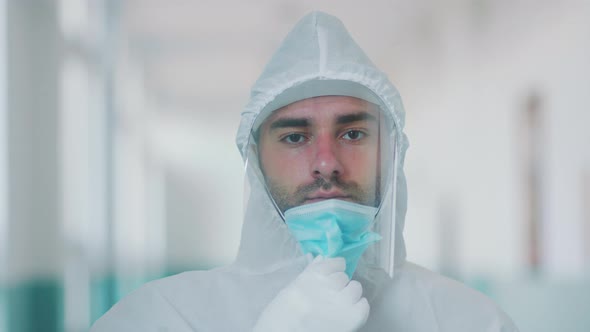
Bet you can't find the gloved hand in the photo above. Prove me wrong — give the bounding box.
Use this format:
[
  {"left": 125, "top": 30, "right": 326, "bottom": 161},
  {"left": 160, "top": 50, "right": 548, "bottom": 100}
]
[{"left": 253, "top": 255, "right": 370, "bottom": 332}]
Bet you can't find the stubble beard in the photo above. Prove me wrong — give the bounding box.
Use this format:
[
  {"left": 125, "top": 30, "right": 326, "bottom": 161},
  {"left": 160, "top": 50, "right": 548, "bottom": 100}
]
[{"left": 266, "top": 175, "right": 380, "bottom": 213}]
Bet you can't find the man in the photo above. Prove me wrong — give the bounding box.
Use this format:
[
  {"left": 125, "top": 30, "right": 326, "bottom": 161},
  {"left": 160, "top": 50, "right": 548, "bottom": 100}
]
[{"left": 92, "top": 11, "right": 518, "bottom": 331}]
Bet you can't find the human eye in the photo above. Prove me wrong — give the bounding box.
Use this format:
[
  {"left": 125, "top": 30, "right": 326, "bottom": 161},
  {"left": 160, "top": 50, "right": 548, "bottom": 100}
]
[
  {"left": 280, "top": 133, "right": 308, "bottom": 144},
  {"left": 341, "top": 129, "right": 366, "bottom": 141}
]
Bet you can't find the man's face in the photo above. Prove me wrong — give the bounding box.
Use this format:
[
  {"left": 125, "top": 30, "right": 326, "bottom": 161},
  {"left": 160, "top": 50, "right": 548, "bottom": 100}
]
[{"left": 258, "top": 96, "right": 382, "bottom": 213}]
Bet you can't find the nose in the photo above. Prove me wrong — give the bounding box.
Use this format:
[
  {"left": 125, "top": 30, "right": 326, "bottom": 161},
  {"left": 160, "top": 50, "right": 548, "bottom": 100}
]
[{"left": 311, "top": 133, "right": 343, "bottom": 180}]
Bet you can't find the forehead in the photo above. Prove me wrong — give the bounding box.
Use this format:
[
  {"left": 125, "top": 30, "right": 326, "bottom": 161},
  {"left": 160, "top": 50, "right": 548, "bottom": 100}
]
[{"left": 261, "top": 96, "right": 380, "bottom": 127}]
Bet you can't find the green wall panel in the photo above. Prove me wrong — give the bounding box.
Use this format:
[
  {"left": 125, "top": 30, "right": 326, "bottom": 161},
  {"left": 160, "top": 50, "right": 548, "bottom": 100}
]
[{"left": 6, "top": 280, "right": 63, "bottom": 332}]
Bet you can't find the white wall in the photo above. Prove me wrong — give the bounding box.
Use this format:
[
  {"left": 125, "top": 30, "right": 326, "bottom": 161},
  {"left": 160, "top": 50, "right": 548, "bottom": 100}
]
[{"left": 5, "top": 0, "right": 63, "bottom": 284}]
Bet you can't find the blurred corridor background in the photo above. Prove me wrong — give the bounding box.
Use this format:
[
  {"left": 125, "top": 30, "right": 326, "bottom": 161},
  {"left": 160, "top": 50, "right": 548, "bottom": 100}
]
[{"left": 1, "top": 0, "right": 589, "bottom": 331}]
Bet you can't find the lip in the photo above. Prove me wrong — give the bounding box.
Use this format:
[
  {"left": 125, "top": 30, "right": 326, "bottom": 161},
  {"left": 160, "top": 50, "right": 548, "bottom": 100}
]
[{"left": 304, "top": 192, "right": 351, "bottom": 204}]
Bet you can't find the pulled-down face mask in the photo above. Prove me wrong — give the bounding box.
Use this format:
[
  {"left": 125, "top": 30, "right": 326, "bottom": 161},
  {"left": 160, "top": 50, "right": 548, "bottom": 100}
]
[{"left": 284, "top": 198, "right": 380, "bottom": 278}]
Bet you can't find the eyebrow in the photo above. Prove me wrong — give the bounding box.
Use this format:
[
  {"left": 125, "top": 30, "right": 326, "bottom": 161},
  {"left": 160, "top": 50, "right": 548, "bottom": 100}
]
[
  {"left": 269, "top": 118, "right": 309, "bottom": 130},
  {"left": 336, "top": 111, "right": 378, "bottom": 124}
]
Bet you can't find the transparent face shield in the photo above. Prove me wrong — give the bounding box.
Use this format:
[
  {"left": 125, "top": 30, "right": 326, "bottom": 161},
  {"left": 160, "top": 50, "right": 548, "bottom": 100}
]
[{"left": 243, "top": 82, "right": 398, "bottom": 277}]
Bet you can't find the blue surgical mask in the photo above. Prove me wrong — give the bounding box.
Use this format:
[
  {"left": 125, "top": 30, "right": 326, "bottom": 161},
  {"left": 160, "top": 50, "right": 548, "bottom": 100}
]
[{"left": 284, "top": 199, "right": 381, "bottom": 278}]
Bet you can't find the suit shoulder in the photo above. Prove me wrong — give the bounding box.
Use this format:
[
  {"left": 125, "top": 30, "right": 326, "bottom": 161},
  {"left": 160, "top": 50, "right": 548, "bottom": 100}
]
[
  {"left": 394, "top": 262, "right": 519, "bottom": 331},
  {"left": 90, "top": 270, "right": 216, "bottom": 332}
]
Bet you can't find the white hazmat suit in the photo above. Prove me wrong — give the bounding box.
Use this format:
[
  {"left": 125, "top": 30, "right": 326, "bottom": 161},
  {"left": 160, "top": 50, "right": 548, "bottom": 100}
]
[{"left": 92, "top": 11, "right": 519, "bottom": 332}]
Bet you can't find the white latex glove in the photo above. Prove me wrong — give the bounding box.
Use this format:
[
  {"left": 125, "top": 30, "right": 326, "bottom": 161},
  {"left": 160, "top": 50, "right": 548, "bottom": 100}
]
[{"left": 253, "top": 255, "right": 370, "bottom": 332}]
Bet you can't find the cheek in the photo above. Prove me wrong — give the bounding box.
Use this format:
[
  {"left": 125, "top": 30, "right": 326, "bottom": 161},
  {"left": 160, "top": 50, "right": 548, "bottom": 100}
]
[
  {"left": 341, "top": 147, "right": 379, "bottom": 182},
  {"left": 260, "top": 149, "right": 310, "bottom": 186}
]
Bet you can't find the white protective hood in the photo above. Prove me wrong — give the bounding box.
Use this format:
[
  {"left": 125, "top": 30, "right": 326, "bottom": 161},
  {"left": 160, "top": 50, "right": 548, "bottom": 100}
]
[{"left": 234, "top": 11, "right": 409, "bottom": 283}]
